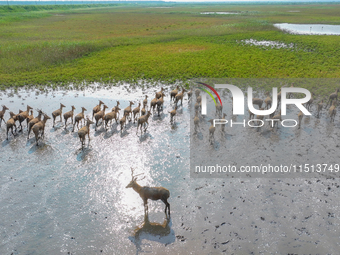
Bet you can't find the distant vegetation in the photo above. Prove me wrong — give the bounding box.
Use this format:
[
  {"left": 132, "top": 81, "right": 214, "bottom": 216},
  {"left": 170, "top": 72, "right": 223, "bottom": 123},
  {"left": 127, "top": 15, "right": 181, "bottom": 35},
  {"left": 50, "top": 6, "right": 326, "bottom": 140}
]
[{"left": 1, "top": 3, "right": 340, "bottom": 93}]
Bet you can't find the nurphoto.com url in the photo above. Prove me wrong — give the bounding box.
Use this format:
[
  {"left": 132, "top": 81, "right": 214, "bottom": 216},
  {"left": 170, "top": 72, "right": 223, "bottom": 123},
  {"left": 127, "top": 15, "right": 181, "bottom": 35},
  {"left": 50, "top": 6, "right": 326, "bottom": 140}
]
[{"left": 195, "top": 163, "right": 340, "bottom": 175}]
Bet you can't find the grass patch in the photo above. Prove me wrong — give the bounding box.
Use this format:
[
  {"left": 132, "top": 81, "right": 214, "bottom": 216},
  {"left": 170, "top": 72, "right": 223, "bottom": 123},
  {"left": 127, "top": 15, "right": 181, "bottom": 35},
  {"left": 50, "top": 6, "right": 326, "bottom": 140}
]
[{"left": 0, "top": 3, "right": 340, "bottom": 94}]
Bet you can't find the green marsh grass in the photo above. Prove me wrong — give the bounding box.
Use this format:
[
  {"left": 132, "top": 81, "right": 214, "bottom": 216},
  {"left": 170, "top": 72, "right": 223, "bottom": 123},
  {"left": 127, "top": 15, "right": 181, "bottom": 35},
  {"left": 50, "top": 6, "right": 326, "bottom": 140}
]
[{"left": 1, "top": 3, "right": 340, "bottom": 94}]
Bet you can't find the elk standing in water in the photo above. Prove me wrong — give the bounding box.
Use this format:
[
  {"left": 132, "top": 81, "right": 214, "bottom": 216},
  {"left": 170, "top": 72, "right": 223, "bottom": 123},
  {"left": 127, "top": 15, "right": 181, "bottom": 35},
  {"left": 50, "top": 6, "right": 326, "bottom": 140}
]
[
  {"left": 32, "top": 113, "right": 51, "bottom": 146},
  {"left": 17, "top": 105, "right": 33, "bottom": 131},
  {"left": 27, "top": 109, "right": 43, "bottom": 139},
  {"left": 78, "top": 118, "right": 94, "bottom": 149},
  {"left": 92, "top": 100, "right": 104, "bottom": 120},
  {"left": 63, "top": 105, "right": 76, "bottom": 130},
  {"left": 126, "top": 168, "right": 170, "bottom": 216},
  {"left": 73, "top": 107, "right": 87, "bottom": 132},
  {"left": 52, "top": 103, "right": 65, "bottom": 127},
  {"left": 0, "top": 105, "right": 9, "bottom": 127}
]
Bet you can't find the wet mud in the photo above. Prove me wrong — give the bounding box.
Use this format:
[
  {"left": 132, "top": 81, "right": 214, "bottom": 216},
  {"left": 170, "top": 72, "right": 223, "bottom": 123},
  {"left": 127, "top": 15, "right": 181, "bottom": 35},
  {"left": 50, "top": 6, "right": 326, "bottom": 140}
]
[{"left": 0, "top": 84, "right": 340, "bottom": 254}]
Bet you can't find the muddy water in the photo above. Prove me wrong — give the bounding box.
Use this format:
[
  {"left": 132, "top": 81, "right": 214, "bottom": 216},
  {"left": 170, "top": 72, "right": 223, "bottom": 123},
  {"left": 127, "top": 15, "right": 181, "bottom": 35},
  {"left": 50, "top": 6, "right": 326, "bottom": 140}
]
[{"left": 0, "top": 84, "right": 340, "bottom": 254}]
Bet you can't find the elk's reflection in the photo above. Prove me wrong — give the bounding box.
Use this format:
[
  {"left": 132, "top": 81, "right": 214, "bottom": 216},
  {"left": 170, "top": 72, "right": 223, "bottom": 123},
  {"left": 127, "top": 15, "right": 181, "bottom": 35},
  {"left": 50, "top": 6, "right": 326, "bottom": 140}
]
[{"left": 129, "top": 214, "right": 175, "bottom": 254}]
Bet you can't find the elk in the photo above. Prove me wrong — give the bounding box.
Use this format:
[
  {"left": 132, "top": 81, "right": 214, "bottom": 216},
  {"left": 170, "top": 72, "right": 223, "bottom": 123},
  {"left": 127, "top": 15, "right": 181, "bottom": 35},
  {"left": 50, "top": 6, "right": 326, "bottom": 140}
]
[
  {"left": 94, "top": 104, "right": 108, "bottom": 131},
  {"left": 248, "top": 109, "right": 255, "bottom": 120},
  {"left": 270, "top": 110, "right": 281, "bottom": 128},
  {"left": 0, "top": 105, "right": 9, "bottom": 127},
  {"left": 52, "top": 103, "right": 66, "bottom": 127},
  {"left": 27, "top": 109, "right": 43, "bottom": 139},
  {"left": 63, "top": 105, "right": 76, "bottom": 130},
  {"left": 150, "top": 93, "right": 158, "bottom": 112},
  {"left": 156, "top": 94, "right": 165, "bottom": 116},
  {"left": 156, "top": 87, "right": 164, "bottom": 99},
  {"left": 215, "top": 97, "right": 222, "bottom": 117},
  {"left": 126, "top": 168, "right": 170, "bottom": 216},
  {"left": 132, "top": 102, "right": 141, "bottom": 123},
  {"left": 169, "top": 105, "right": 177, "bottom": 123},
  {"left": 194, "top": 110, "right": 200, "bottom": 133},
  {"left": 207, "top": 119, "right": 215, "bottom": 143},
  {"left": 252, "top": 98, "right": 263, "bottom": 109},
  {"left": 329, "top": 100, "right": 337, "bottom": 122},
  {"left": 298, "top": 111, "right": 304, "bottom": 129},
  {"left": 195, "top": 89, "right": 200, "bottom": 99},
  {"left": 17, "top": 105, "right": 33, "bottom": 131},
  {"left": 187, "top": 88, "right": 193, "bottom": 100},
  {"left": 137, "top": 111, "right": 152, "bottom": 134},
  {"left": 175, "top": 88, "right": 187, "bottom": 106},
  {"left": 170, "top": 85, "right": 179, "bottom": 101},
  {"left": 124, "top": 101, "right": 134, "bottom": 122},
  {"left": 264, "top": 92, "right": 272, "bottom": 110},
  {"left": 112, "top": 101, "right": 120, "bottom": 118},
  {"left": 73, "top": 107, "right": 87, "bottom": 132},
  {"left": 287, "top": 84, "right": 294, "bottom": 99},
  {"left": 326, "top": 88, "right": 339, "bottom": 107},
  {"left": 92, "top": 100, "right": 104, "bottom": 120},
  {"left": 32, "top": 113, "right": 51, "bottom": 146},
  {"left": 104, "top": 106, "right": 121, "bottom": 129},
  {"left": 27, "top": 110, "right": 34, "bottom": 125},
  {"left": 305, "top": 92, "right": 314, "bottom": 111},
  {"left": 78, "top": 118, "right": 94, "bottom": 149},
  {"left": 6, "top": 111, "right": 19, "bottom": 140},
  {"left": 143, "top": 96, "right": 148, "bottom": 110},
  {"left": 119, "top": 112, "right": 129, "bottom": 133},
  {"left": 141, "top": 106, "right": 146, "bottom": 116}
]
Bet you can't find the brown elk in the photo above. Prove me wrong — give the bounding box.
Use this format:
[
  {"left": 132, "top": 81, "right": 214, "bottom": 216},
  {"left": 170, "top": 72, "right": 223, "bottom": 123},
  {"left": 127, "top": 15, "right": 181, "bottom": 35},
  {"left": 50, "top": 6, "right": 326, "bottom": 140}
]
[
  {"left": 92, "top": 100, "right": 104, "bottom": 120},
  {"left": 27, "top": 109, "right": 43, "bottom": 139},
  {"left": 73, "top": 107, "right": 87, "bottom": 132},
  {"left": 143, "top": 96, "right": 148, "bottom": 110},
  {"left": 169, "top": 105, "right": 177, "bottom": 123},
  {"left": 6, "top": 111, "right": 19, "bottom": 140},
  {"left": 170, "top": 85, "right": 179, "bottom": 101},
  {"left": 124, "top": 101, "right": 134, "bottom": 122},
  {"left": 326, "top": 88, "right": 339, "bottom": 107},
  {"left": 132, "top": 102, "right": 141, "bottom": 123},
  {"left": 150, "top": 93, "right": 158, "bottom": 112},
  {"left": 112, "top": 101, "right": 120, "bottom": 119},
  {"left": 104, "top": 106, "right": 121, "bottom": 129},
  {"left": 156, "top": 87, "right": 164, "bottom": 99},
  {"left": 126, "top": 168, "right": 170, "bottom": 216},
  {"left": 52, "top": 103, "right": 66, "bottom": 127},
  {"left": 0, "top": 105, "right": 9, "bottom": 127},
  {"left": 298, "top": 111, "right": 304, "bottom": 129},
  {"left": 156, "top": 94, "right": 165, "bottom": 116},
  {"left": 175, "top": 88, "right": 187, "bottom": 106},
  {"left": 78, "top": 118, "right": 94, "bottom": 149},
  {"left": 32, "top": 113, "right": 51, "bottom": 146},
  {"left": 137, "top": 111, "right": 152, "bottom": 134},
  {"left": 329, "top": 100, "right": 337, "bottom": 122},
  {"left": 94, "top": 105, "right": 108, "bottom": 131},
  {"left": 17, "top": 105, "right": 33, "bottom": 131},
  {"left": 63, "top": 105, "right": 76, "bottom": 130}
]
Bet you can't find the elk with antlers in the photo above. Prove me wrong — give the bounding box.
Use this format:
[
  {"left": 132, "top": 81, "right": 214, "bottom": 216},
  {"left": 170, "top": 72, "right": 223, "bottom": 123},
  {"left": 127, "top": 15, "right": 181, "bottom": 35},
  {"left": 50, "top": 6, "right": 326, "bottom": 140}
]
[
  {"left": 32, "top": 113, "right": 51, "bottom": 146},
  {"left": 126, "top": 168, "right": 170, "bottom": 216}
]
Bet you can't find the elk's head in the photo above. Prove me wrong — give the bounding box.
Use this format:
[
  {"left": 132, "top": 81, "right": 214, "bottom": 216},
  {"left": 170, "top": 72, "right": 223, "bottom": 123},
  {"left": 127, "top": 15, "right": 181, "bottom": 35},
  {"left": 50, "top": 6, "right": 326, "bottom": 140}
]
[{"left": 126, "top": 168, "right": 144, "bottom": 188}]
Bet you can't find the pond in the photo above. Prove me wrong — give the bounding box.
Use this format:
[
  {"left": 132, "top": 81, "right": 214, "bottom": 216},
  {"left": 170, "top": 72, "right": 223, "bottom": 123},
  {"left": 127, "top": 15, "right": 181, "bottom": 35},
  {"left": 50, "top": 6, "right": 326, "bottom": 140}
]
[{"left": 274, "top": 23, "right": 340, "bottom": 35}]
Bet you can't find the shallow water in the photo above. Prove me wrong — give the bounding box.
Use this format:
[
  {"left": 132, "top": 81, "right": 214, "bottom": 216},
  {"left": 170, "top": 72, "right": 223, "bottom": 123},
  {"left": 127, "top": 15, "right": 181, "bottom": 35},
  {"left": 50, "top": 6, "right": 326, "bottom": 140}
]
[
  {"left": 274, "top": 23, "right": 340, "bottom": 35},
  {"left": 239, "top": 39, "right": 294, "bottom": 49},
  {"left": 1, "top": 84, "right": 340, "bottom": 254}
]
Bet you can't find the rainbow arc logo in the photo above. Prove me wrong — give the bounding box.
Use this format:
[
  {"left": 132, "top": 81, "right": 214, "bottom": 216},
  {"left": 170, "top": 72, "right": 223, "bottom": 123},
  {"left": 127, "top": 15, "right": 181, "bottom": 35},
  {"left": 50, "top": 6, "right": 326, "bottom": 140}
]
[{"left": 196, "top": 82, "right": 222, "bottom": 115}]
